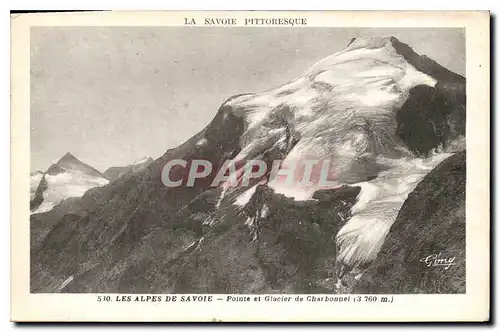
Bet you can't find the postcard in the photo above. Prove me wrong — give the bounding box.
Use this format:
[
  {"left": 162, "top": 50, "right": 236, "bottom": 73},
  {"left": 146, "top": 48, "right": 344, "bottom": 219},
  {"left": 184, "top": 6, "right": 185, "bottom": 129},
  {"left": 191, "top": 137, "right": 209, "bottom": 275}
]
[{"left": 11, "top": 10, "right": 490, "bottom": 322}]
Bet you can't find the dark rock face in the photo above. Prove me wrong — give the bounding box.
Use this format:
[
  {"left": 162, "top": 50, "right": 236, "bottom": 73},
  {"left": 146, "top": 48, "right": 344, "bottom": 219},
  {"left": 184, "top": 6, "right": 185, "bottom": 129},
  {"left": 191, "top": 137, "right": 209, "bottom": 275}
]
[
  {"left": 396, "top": 84, "right": 465, "bottom": 156},
  {"left": 111, "top": 185, "right": 361, "bottom": 294},
  {"left": 354, "top": 151, "right": 466, "bottom": 293},
  {"left": 30, "top": 174, "right": 47, "bottom": 211},
  {"left": 385, "top": 37, "right": 467, "bottom": 156}
]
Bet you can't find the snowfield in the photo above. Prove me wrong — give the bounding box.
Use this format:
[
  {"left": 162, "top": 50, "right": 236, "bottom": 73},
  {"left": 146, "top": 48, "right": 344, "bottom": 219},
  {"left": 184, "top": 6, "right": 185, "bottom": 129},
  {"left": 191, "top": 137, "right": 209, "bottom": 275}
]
[
  {"left": 31, "top": 153, "right": 109, "bottom": 215},
  {"left": 31, "top": 170, "right": 109, "bottom": 214}
]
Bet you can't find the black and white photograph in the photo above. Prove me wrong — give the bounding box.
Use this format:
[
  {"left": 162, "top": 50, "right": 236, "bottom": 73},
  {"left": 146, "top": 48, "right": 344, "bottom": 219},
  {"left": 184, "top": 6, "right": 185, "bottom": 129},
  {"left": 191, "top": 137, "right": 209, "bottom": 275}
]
[
  {"left": 10, "top": 11, "right": 490, "bottom": 322},
  {"left": 29, "top": 26, "right": 468, "bottom": 294}
]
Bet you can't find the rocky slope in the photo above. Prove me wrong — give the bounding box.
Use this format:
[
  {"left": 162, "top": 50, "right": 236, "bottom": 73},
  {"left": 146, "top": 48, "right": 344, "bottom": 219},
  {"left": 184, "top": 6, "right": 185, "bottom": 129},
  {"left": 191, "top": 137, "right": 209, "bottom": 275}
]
[
  {"left": 30, "top": 36, "right": 466, "bottom": 294},
  {"left": 103, "top": 157, "right": 154, "bottom": 181},
  {"left": 30, "top": 171, "right": 43, "bottom": 201}
]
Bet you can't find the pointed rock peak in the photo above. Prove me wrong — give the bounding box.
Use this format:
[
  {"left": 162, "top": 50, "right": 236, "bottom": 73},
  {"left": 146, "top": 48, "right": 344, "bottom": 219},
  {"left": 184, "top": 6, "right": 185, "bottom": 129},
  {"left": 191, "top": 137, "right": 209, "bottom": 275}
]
[
  {"left": 55, "top": 152, "right": 88, "bottom": 169},
  {"left": 346, "top": 36, "right": 465, "bottom": 83},
  {"left": 46, "top": 152, "right": 104, "bottom": 178},
  {"left": 58, "top": 152, "right": 79, "bottom": 164}
]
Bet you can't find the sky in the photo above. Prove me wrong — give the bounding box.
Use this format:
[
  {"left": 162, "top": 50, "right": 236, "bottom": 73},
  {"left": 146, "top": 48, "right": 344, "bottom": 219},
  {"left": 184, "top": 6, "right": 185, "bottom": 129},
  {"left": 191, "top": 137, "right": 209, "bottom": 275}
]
[{"left": 30, "top": 27, "right": 465, "bottom": 172}]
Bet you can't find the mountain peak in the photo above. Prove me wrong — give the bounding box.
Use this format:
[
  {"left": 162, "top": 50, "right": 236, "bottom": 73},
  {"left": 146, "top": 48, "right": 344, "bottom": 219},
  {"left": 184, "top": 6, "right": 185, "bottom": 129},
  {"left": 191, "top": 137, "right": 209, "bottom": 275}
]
[
  {"left": 32, "top": 152, "right": 108, "bottom": 213},
  {"left": 299, "top": 36, "right": 464, "bottom": 107},
  {"left": 58, "top": 152, "right": 78, "bottom": 164},
  {"left": 46, "top": 152, "right": 104, "bottom": 178},
  {"left": 344, "top": 36, "right": 465, "bottom": 83}
]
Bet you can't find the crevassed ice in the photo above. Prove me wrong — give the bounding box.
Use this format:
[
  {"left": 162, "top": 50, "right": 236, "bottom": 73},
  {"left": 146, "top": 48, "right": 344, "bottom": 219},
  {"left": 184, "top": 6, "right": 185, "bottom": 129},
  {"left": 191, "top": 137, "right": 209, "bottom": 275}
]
[{"left": 226, "top": 37, "right": 452, "bottom": 268}]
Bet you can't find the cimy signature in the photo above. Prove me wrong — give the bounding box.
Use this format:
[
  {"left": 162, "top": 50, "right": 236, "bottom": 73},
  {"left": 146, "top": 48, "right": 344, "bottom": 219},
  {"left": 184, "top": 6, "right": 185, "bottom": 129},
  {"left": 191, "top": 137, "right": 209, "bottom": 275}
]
[{"left": 420, "top": 253, "right": 457, "bottom": 270}]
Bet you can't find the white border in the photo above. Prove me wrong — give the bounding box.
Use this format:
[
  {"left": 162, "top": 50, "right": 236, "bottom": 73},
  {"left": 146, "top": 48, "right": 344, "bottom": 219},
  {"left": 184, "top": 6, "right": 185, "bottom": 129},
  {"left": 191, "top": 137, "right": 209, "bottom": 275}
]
[{"left": 9, "top": 10, "right": 490, "bottom": 323}]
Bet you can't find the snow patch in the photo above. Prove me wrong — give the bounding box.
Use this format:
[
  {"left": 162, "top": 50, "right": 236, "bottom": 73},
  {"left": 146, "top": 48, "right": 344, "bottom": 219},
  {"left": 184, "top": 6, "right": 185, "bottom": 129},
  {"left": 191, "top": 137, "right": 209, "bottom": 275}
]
[
  {"left": 59, "top": 275, "right": 74, "bottom": 290},
  {"left": 132, "top": 156, "right": 150, "bottom": 165},
  {"left": 233, "top": 184, "right": 259, "bottom": 207},
  {"left": 195, "top": 138, "right": 208, "bottom": 147}
]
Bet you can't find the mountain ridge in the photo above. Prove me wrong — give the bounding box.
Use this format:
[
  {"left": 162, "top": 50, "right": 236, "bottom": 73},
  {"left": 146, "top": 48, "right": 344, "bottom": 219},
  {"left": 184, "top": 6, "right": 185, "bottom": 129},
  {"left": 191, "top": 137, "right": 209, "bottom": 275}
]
[{"left": 103, "top": 156, "right": 154, "bottom": 181}]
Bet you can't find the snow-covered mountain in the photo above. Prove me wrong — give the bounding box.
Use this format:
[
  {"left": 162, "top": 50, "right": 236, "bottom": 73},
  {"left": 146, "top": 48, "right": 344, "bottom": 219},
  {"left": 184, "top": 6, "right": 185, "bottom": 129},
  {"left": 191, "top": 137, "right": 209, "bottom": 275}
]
[
  {"left": 103, "top": 156, "right": 154, "bottom": 181},
  {"left": 212, "top": 36, "right": 464, "bottom": 269},
  {"left": 31, "top": 37, "right": 466, "bottom": 294},
  {"left": 30, "top": 153, "right": 109, "bottom": 214}
]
